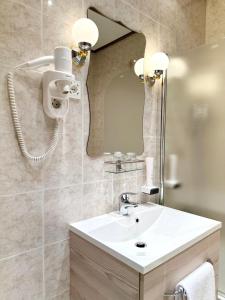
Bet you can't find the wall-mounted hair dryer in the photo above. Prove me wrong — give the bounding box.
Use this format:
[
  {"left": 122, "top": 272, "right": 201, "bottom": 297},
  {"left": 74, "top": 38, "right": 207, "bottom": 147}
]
[
  {"left": 16, "top": 47, "right": 81, "bottom": 119},
  {"left": 7, "top": 46, "right": 81, "bottom": 162}
]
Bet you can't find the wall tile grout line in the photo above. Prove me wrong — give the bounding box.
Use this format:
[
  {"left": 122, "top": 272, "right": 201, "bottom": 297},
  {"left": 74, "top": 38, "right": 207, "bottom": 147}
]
[
  {"left": 0, "top": 178, "right": 112, "bottom": 199},
  {"left": 0, "top": 245, "right": 43, "bottom": 263},
  {"left": 40, "top": 0, "right": 44, "bottom": 55},
  {"left": 0, "top": 182, "right": 86, "bottom": 198},
  {"left": 0, "top": 238, "right": 69, "bottom": 263},
  {"left": 44, "top": 238, "right": 69, "bottom": 248},
  {"left": 120, "top": 0, "right": 174, "bottom": 30},
  {"left": 9, "top": 0, "right": 43, "bottom": 13},
  {"left": 50, "top": 288, "right": 70, "bottom": 299}
]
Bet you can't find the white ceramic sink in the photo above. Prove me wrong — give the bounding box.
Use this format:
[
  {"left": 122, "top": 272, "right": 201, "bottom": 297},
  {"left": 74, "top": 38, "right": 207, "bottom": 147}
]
[
  {"left": 70, "top": 203, "right": 222, "bottom": 274},
  {"left": 89, "top": 204, "right": 163, "bottom": 243}
]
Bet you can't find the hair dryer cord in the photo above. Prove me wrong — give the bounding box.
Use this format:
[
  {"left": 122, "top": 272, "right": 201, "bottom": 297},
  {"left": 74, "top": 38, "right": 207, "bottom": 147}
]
[{"left": 7, "top": 72, "right": 60, "bottom": 162}]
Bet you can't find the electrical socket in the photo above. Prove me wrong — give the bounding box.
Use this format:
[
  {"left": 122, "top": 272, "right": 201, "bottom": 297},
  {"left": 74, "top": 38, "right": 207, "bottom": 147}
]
[{"left": 70, "top": 80, "right": 81, "bottom": 100}]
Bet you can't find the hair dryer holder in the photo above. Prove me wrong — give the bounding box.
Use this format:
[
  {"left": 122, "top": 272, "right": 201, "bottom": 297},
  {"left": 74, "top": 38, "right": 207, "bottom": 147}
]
[{"left": 43, "top": 70, "right": 75, "bottom": 119}]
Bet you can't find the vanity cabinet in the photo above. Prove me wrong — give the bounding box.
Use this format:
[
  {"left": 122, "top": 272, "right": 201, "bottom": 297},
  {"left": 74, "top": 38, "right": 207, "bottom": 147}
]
[{"left": 70, "top": 231, "right": 220, "bottom": 300}]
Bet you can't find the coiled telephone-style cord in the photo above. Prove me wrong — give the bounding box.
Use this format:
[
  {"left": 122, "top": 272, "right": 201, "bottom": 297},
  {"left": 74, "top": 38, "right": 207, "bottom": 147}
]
[{"left": 7, "top": 72, "right": 60, "bottom": 162}]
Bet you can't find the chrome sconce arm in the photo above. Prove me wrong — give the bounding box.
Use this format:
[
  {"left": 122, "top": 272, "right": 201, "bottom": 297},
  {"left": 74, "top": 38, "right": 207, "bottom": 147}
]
[
  {"left": 72, "top": 42, "right": 92, "bottom": 66},
  {"left": 146, "top": 69, "right": 164, "bottom": 85},
  {"left": 71, "top": 18, "right": 99, "bottom": 66}
]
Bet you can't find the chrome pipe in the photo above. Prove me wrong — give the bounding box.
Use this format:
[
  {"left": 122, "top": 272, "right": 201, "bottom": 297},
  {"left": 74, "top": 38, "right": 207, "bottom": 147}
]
[{"left": 159, "top": 71, "right": 167, "bottom": 206}]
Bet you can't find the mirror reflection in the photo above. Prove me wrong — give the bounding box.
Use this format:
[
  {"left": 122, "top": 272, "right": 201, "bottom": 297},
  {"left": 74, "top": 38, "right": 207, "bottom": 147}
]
[{"left": 86, "top": 8, "right": 146, "bottom": 157}]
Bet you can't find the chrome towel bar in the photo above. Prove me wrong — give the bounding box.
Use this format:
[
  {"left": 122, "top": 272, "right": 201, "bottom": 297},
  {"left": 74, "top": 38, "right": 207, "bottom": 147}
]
[
  {"left": 164, "top": 286, "right": 187, "bottom": 300},
  {"left": 164, "top": 260, "right": 213, "bottom": 300}
]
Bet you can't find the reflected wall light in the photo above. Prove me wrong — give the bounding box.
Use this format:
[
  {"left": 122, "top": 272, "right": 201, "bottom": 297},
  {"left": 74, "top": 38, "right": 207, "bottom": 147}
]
[
  {"left": 134, "top": 58, "right": 144, "bottom": 80},
  {"left": 168, "top": 57, "right": 188, "bottom": 79},
  {"left": 72, "top": 18, "right": 99, "bottom": 66},
  {"left": 47, "top": 0, "right": 53, "bottom": 6}
]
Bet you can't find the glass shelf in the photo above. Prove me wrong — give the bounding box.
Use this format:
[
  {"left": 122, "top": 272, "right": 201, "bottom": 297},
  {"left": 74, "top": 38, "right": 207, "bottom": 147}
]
[{"left": 104, "top": 159, "right": 145, "bottom": 174}]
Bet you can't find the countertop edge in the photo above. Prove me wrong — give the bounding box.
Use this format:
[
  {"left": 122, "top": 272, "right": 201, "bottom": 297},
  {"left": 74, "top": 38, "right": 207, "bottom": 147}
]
[{"left": 69, "top": 222, "right": 221, "bottom": 274}]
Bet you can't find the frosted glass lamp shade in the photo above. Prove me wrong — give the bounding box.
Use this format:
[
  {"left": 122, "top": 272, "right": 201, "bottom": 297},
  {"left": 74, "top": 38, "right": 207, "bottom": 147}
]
[
  {"left": 72, "top": 18, "right": 99, "bottom": 48},
  {"left": 134, "top": 58, "right": 144, "bottom": 78},
  {"left": 151, "top": 52, "right": 169, "bottom": 71}
]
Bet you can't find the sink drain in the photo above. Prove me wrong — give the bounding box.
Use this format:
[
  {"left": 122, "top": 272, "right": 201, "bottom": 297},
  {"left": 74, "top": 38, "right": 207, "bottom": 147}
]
[{"left": 135, "top": 242, "right": 147, "bottom": 248}]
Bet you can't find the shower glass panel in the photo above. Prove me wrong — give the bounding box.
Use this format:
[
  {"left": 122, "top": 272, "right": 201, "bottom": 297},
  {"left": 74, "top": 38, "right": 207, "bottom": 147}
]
[{"left": 165, "top": 39, "right": 225, "bottom": 296}]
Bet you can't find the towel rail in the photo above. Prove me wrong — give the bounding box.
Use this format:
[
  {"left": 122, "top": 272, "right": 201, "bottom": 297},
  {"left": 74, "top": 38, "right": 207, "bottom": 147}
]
[
  {"left": 164, "top": 286, "right": 187, "bottom": 300},
  {"left": 164, "top": 260, "right": 213, "bottom": 300}
]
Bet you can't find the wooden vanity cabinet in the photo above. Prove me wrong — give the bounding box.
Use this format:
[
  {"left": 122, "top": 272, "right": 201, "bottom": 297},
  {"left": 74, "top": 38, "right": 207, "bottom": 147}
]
[{"left": 70, "top": 231, "right": 220, "bottom": 300}]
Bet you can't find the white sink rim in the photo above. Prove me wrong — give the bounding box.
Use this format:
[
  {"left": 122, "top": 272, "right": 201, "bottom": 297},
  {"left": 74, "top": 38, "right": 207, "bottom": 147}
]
[{"left": 69, "top": 203, "right": 222, "bottom": 274}]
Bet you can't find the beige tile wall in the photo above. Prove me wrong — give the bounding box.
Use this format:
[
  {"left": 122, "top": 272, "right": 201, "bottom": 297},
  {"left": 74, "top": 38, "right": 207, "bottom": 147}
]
[
  {"left": 0, "top": 0, "right": 206, "bottom": 298},
  {"left": 206, "top": 0, "right": 225, "bottom": 44}
]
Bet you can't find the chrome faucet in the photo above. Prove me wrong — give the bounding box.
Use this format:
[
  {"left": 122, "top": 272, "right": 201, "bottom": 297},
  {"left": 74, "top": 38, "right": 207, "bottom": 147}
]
[{"left": 119, "top": 192, "right": 138, "bottom": 216}]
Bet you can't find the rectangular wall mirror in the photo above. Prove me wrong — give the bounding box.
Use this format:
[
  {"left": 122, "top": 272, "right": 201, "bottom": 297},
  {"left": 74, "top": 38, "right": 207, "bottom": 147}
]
[{"left": 86, "top": 8, "right": 146, "bottom": 157}]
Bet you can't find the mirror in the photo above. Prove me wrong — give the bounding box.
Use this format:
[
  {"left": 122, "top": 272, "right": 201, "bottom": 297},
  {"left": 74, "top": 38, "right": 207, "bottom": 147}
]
[{"left": 86, "top": 8, "right": 146, "bottom": 157}]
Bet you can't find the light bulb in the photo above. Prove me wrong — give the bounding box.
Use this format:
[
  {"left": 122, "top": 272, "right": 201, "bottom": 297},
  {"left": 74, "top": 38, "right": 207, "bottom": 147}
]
[
  {"left": 151, "top": 52, "right": 169, "bottom": 71},
  {"left": 72, "top": 18, "right": 99, "bottom": 49},
  {"left": 134, "top": 58, "right": 144, "bottom": 79}
]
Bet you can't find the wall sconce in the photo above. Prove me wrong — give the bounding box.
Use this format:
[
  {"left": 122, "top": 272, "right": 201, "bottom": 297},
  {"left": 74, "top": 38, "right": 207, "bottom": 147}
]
[
  {"left": 134, "top": 58, "right": 144, "bottom": 80},
  {"left": 72, "top": 18, "right": 99, "bottom": 66},
  {"left": 133, "top": 53, "right": 169, "bottom": 85},
  {"left": 133, "top": 53, "right": 169, "bottom": 205},
  {"left": 147, "top": 52, "right": 169, "bottom": 84}
]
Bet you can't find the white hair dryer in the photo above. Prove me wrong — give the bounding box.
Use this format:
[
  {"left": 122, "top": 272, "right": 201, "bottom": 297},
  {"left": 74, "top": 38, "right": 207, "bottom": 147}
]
[
  {"left": 17, "top": 47, "right": 76, "bottom": 119},
  {"left": 7, "top": 47, "right": 80, "bottom": 162}
]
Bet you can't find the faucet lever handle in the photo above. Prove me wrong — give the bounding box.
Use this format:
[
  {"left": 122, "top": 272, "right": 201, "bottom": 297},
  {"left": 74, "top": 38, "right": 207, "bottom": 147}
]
[{"left": 120, "top": 192, "right": 137, "bottom": 204}]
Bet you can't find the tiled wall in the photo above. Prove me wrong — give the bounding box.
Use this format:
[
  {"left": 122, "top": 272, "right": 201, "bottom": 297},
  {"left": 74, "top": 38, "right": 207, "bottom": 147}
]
[
  {"left": 206, "top": 0, "right": 225, "bottom": 44},
  {"left": 0, "top": 0, "right": 206, "bottom": 299}
]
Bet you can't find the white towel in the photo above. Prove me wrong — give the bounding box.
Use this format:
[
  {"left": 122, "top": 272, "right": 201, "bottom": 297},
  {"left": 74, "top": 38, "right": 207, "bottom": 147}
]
[{"left": 177, "top": 262, "right": 216, "bottom": 300}]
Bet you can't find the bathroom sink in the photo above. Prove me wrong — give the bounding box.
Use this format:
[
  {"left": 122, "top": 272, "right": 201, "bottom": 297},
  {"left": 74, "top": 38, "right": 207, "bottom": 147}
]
[
  {"left": 88, "top": 204, "right": 163, "bottom": 243},
  {"left": 69, "top": 203, "right": 221, "bottom": 274}
]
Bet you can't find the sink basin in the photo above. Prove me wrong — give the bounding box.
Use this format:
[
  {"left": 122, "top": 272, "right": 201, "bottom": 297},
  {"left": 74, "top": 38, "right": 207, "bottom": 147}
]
[
  {"left": 69, "top": 203, "right": 221, "bottom": 274},
  {"left": 89, "top": 204, "right": 163, "bottom": 243}
]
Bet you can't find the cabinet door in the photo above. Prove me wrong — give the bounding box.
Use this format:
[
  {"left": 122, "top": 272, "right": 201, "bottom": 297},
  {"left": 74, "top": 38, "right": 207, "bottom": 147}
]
[
  {"left": 70, "top": 232, "right": 140, "bottom": 300},
  {"left": 140, "top": 231, "right": 220, "bottom": 300}
]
